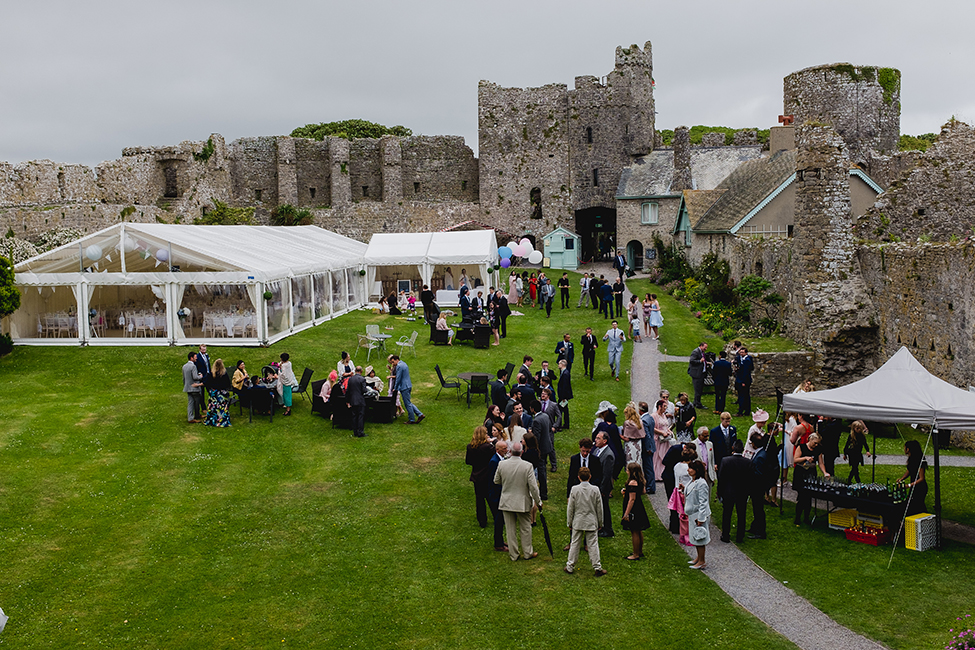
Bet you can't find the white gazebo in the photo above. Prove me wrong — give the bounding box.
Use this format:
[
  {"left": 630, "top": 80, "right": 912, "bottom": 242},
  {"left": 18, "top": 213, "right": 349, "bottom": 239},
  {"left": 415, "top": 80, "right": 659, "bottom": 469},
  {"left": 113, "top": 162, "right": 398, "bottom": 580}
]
[
  {"left": 783, "top": 347, "right": 975, "bottom": 549},
  {"left": 364, "top": 230, "right": 499, "bottom": 300},
  {"left": 6, "top": 223, "right": 367, "bottom": 346}
]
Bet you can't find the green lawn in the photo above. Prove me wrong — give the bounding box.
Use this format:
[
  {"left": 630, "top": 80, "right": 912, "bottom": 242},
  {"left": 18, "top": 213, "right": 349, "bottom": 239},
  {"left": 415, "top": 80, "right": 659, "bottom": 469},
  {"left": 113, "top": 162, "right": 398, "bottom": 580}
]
[
  {"left": 626, "top": 278, "right": 802, "bottom": 354},
  {"left": 0, "top": 280, "right": 796, "bottom": 649}
]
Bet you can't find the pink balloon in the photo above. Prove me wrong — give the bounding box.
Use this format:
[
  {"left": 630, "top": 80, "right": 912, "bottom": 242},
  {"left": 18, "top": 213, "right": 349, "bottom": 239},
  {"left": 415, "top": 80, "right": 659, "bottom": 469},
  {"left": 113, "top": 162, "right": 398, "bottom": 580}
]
[
  {"left": 519, "top": 238, "right": 531, "bottom": 246},
  {"left": 500, "top": 258, "right": 511, "bottom": 268},
  {"left": 512, "top": 245, "right": 526, "bottom": 257}
]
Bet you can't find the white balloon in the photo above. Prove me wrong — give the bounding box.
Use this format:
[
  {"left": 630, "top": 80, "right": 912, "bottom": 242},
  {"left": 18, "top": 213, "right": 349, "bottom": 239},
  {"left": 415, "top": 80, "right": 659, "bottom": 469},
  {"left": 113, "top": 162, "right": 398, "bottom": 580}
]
[
  {"left": 84, "top": 244, "right": 103, "bottom": 261},
  {"left": 506, "top": 241, "right": 518, "bottom": 251},
  {"left": 522, "top": 241, "right": 535, "bottom": 254},
  {"left": 528, "top": 250, "right": 543, "bottom": 264},
  {"left": 122, "top": 236, "right": 137, "bottom": 253},
  {"left": 155, "top": 248, "right": 170, "bottom": 262}
]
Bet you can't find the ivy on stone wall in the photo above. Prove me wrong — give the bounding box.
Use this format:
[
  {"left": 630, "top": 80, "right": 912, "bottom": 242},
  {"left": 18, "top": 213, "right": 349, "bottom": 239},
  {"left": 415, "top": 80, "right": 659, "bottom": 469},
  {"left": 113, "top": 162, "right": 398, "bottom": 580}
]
[
  {"left": 193, "top": 137, "right": 215, "bottom": 162},
  {"left": 291, "top": 120, "right": 412, "bottom": 141},
  {"left": 193, "top": 199, "right": 254, "bottom": 225}
]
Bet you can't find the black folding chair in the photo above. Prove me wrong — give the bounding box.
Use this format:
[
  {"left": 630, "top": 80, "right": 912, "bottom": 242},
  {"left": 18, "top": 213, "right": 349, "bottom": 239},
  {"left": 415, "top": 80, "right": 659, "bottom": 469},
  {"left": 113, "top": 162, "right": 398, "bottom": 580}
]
[
  {"left": 435, "top": 364, "right": 461, "bottom": 400},
  {"left": 503, "top": 362, "right": 515, "bottom": 386},
  {"left": 467, "top": 373, "right": 490, "bottom": 408},
  {"left": 248, "top": 387, "right": 275, "bottom": 423},
  {"left": 294, "top": 367, "right": 314, "bottom": 401}
]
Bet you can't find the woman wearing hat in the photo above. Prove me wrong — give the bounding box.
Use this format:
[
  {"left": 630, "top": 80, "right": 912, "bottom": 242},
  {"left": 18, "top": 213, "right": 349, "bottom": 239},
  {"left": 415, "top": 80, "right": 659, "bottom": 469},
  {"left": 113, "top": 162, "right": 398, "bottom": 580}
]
[
  {"left": 364, "top": 365, "right": 384, "bottom": 393},
  {"left": 744, "top": 409, "right": 772, "bottom": 459}
]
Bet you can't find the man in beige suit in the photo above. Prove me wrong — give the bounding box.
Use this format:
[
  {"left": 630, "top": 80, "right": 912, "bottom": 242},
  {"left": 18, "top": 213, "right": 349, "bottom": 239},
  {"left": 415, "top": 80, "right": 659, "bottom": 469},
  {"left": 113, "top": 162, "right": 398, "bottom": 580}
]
[
  {"left": 494, "top": 441, "right": 543, "bottom": 561},
  {"left": 564, "top": 467, "right": 607, "bottom": 576}
]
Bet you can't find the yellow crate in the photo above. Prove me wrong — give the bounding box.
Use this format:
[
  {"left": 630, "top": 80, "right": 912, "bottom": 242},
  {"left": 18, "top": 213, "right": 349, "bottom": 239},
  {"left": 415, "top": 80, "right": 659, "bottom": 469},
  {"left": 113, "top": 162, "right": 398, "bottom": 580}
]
[
  {"left": 828, "top": 508, "right": 858, "bottom": 530},
  {"left": 858, "top": 512, "right": 884, "bottom": 528},
  {"left": 905, "top": 513, "right": 937, "bottom": 551}
]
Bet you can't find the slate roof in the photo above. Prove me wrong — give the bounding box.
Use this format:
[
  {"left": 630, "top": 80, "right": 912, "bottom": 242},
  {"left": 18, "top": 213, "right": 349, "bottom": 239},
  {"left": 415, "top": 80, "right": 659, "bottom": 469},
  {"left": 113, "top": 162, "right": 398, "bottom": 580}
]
[
  {"left": 680, "top": 190, "right": 727, "bottom": 230},
  {"left": 616, "top": 146, "right": 764, "bottom": 198},
  {"left": 692, "top": 149, "right": 797, "bottom": 233}
]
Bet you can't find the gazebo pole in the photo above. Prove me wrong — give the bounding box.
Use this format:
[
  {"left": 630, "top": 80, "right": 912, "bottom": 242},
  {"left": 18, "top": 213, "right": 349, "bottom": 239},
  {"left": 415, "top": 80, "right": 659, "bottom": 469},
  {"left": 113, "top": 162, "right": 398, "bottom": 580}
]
[
  {"left": 933, "top": 426, "right": 942, "bottom": 550},
  {"left": 871, "top": 429, "right": 877, "bottom": 483}
]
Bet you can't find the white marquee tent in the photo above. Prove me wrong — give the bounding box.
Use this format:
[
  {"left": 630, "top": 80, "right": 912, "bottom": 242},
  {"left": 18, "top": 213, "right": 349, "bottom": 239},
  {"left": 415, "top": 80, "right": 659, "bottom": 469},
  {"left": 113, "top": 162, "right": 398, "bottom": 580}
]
[
  {"left": 7, "top": 223, "right": 367, "bottom": 346},
  {"left": 364, "top": 230, "right": 499, "bottom": 299},
  {"left": 782, "top": 346, "right": 974, "bottom": 549}
]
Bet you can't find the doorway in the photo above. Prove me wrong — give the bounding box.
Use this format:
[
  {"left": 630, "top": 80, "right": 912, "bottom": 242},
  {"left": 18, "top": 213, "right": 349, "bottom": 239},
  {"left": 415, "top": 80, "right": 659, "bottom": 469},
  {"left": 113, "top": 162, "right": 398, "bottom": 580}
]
[{"left": 574, "top": 207, "right": 616, "bottom": 264}]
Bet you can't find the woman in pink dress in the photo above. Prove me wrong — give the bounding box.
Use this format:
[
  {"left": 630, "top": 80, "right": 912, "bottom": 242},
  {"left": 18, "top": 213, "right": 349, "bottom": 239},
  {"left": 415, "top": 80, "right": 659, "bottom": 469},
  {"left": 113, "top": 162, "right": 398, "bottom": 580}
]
[{"left": 651, "top": 399, "right": 673, "bottom": 481}]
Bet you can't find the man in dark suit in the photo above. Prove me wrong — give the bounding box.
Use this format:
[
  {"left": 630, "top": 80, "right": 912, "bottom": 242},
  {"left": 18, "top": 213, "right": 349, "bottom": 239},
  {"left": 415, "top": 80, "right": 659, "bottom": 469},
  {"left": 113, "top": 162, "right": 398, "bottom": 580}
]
[
  {"left": 589, "top": 275, "right": 601, "bottom": 310},
  {"left": 566, "top": 438, "right": 602, "bottom": 498},
  {"left": 514, "top": 374, "right": 534, "bottom": 407},
  {"left": 748, "top": 435, "right": 772, "bottom": 540},
  {"left": 490, "top": 369, "right": 509, "bottom": 410},
  {"left": 194, "top": 343, "right": 211, "bottom": 411},
  {"left": 593, "top": 431, "right": 615, "bottom": 537},
  {"left": 711, "top": 350, "right": 733, "bottom": 414},
  {"left": 555, "top": 333, "right": 575, "bottom": 370},
  {"left": 519, "top": 356, "right": 534, "bottom": 387},
  {"left": 718, "top": 440, "right": 751, "bottom": 543},
  {"left": 539, "top": 386, "right": 561, "bottom": 434},
  {"left": 345, "top": 366, "right": 367, "bottom": 438},
  {"left": 598, "top": 280, "right": 613, "bottom": 318},
  {"left": 487, "top": 440, "right": 509, "bottom": 552},
  {"left": 581, "top": 327, "right": 597, "bottom": 380},
  {"left": 556, "top": 359, "right": 572, "bottom": 430},
  {"left": 735, "top": 346, "right": 754, "bottom": 416},
  {"left": 535, "top": 360, "right": 556, "bottom": 386},
  {"left": 612, "top": 278, "right": 625, "bottom": 319},
  {"left": 709, "top": 411, "right": 738, "bottom": 482},
  {"left": 531, "top": 401, "right": 553, "bottom": 498},
  {"left": 612, "top": 249, "right": 626, "bottom": 281},
  {"left": 687, "top": 342, "right": 709, "bottom": 409},
  {"left": 639, "top": 401, "right": 656, "bottom": 493}
]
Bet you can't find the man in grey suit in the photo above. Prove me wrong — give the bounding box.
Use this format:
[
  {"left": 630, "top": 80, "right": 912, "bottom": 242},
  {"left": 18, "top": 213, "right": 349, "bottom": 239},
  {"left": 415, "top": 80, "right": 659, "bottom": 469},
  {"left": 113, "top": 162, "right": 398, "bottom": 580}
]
[
  {"left": 593, "top": 431, "right": 615, "bottom": 537},
  {"left": 494, "top": 442, "right": 543, "bottom": 561},
  {"left": 182, "top": 352, "right": 203, "bottom": 423},
  {"left": 602, "top": 320, "right": 626, "bottom": 381},
  {"left": 564, "top": 466, "right": 606, "bottom": 576}
]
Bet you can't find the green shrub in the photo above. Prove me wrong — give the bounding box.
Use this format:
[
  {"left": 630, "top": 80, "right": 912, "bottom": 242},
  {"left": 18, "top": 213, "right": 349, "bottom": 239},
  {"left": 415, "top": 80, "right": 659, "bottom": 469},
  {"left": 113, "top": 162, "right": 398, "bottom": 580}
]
[
  {"left": 193, "top": 199, "right": 254, "bottom": 225},
  {"left": 271, "top": 204, "right": 313, "bottom": 227},
  {"left": 291, "top": 120, "right": 412, "bottom": 141}
]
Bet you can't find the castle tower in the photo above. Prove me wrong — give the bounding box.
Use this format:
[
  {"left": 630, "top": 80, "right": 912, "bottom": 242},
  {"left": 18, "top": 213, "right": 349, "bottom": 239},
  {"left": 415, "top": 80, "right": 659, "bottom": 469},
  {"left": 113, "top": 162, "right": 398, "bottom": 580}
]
[
  {"left": 784, "top": 64, "right": 901, "bottom": 164},
  {"left": 477, "top": 41, "right": 655, "bottom": 251},
  {"left": 789, "top": 123, "right": 878, "bottom": 377}
]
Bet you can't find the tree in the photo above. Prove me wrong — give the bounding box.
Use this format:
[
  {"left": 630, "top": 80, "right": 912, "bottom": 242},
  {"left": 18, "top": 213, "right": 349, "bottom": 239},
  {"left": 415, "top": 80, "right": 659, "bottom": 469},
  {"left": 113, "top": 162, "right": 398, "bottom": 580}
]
[
  {"left": 290, "top": 119, "right": 412, "bottom": 141},
  {"left": 0, "top": 255, "right": 20, "bottom": 354},
  {"left": 271, "top": 204, "right": 313, "bottom": 227},
  {"left": 193, "top": 199, "right": 255, "bottom": 225},
  {"left": 734, "top": 275, "right": 784, "bottom": 336}
]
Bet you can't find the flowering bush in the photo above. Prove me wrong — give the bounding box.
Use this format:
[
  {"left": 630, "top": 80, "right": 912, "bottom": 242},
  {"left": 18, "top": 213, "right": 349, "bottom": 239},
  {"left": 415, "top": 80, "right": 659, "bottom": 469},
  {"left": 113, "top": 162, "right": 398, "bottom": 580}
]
[{"left": 946, "top": 614, "right": 974, "bottom": 650}]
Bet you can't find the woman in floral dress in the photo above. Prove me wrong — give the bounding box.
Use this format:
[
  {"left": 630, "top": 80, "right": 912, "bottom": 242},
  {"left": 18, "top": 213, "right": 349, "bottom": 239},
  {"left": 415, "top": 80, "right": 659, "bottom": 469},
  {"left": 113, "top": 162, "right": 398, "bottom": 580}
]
[{"left": 204, "top": 358, "right": 232, "bottom": 427}]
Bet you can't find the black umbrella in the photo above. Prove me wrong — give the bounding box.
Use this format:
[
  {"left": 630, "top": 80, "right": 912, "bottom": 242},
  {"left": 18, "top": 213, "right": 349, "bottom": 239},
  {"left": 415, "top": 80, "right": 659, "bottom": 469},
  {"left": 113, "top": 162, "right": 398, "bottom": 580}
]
[{"left": 537, "top": 512, "right": 554, "bottom": 557}]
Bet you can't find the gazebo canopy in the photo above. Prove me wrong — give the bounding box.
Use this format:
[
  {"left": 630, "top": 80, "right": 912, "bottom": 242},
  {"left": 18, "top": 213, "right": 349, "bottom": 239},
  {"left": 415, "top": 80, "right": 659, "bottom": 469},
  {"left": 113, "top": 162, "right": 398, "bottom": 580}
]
[{"left": 782, "top": 347, "right": 975, "bottom": 429}]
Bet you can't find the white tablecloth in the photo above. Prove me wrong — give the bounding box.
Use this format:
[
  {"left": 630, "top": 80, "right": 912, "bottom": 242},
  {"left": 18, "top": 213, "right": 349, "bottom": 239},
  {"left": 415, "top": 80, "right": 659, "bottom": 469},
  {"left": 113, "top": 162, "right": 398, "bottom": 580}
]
[{"left": 435, "top": 289, "right": 459, "bottom": 307}]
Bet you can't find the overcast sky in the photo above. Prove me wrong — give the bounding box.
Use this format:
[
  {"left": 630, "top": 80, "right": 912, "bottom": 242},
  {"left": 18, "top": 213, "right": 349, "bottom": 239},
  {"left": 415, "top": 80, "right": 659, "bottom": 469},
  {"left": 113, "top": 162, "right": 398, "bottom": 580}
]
[{"left": 2, "top": 0, "right": 972, "bottom": 167}]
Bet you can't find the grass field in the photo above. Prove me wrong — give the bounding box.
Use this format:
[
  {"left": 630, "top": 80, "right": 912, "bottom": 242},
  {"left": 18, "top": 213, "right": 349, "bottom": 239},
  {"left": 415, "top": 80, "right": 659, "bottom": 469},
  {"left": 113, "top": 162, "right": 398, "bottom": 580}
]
[
  {"left": 0, "top": 278, "right": 796, "bottom": 649},
  {"left": 0, "top": 269, "right": 971, "bottom": 649}
]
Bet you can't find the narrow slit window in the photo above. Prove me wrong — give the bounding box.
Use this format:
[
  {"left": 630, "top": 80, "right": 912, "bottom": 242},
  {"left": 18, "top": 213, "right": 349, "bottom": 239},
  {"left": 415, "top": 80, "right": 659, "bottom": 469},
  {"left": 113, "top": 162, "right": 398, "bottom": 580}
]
[
  {"left": 592, "top": 169, "right": 599, "bottom": 187},
  {"left": 310, "top": 187, "right": 316, "bottom": 199}
]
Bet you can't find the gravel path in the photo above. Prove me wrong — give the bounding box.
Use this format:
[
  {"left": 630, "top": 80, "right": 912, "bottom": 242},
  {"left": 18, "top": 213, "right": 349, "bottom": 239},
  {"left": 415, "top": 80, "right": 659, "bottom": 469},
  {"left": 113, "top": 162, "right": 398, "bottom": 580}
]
[{"left": 623, "top": 281, "right": 890, "bottom": 650}]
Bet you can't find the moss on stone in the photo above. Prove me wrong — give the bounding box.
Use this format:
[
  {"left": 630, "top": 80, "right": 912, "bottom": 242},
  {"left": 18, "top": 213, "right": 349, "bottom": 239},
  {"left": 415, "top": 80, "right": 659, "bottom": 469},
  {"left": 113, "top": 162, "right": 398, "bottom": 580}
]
[{"left": 877, "top": 68, "right": 900, "bottom": 105}]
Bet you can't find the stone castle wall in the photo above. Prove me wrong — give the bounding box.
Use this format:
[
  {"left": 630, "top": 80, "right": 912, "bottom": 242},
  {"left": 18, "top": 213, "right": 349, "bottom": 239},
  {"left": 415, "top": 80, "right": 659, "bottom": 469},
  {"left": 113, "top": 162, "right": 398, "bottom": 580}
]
[{"left": 857, "top": 120, "right": 975, "bottom": 244}]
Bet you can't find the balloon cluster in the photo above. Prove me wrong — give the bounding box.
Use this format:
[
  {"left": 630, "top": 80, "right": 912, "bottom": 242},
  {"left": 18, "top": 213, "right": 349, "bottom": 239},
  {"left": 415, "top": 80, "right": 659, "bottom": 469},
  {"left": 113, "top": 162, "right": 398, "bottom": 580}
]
[{"left": 498, "top": 238, "right": 543, "bottom": 267}]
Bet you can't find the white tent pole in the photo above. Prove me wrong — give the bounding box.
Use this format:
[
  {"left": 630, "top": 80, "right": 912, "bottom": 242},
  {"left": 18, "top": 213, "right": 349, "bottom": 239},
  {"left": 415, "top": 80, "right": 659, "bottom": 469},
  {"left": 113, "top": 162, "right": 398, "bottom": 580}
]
[
  {"left": 79, "top": 281, "right": 89, "bottom": 345},
  {"left": 933, "top": 425, "right": 942, "bottom": 550},
  {"left": 120, "top": 223, "right": 127, "bottom": 275}
]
